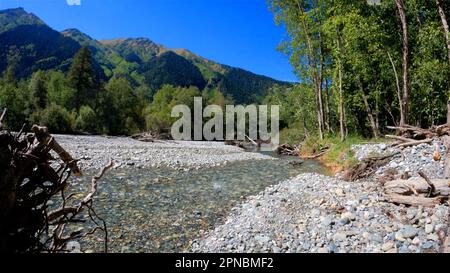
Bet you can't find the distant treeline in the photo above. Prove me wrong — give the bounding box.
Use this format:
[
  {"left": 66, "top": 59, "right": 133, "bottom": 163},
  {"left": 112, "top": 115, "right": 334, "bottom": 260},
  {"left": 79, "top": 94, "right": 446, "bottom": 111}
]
[{"left": 0, "top": 46, "right": 234, "bottom": 135}]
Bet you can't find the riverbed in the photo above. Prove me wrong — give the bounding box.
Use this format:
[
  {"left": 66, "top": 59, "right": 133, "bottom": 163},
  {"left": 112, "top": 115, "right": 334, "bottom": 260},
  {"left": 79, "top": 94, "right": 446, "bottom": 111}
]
[{"left": 59, "top": 135, "right": 329, "bottom": 253}]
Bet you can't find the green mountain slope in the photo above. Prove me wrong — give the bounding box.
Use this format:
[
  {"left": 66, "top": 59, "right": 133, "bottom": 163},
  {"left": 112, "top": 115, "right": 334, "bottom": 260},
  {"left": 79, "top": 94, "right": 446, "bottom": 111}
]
[
  {"left": 0, "top": 7, "right": 44, "bottom": 33},
  {"left": 0, "top": 7, "right": 291, "bottom": 104},
  {"left": 0, "top": 24, "right": 81, "bottom": 78}
]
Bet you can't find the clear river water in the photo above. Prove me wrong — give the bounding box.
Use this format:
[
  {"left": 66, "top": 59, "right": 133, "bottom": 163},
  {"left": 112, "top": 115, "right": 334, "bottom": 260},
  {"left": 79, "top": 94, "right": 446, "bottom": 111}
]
[{"left": 72, "top": 154, "right": 330, "bottom": 253}]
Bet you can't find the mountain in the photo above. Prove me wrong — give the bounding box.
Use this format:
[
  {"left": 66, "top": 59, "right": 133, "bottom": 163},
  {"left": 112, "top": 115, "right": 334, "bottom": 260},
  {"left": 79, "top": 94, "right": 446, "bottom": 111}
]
[
  {"left": 0, "top": 7, "right": 44, "bottom": 33},
  {"left": 0, "top": 7, "right": 290, "bottom": 103},
  {"left": 0, "top": 24, "right": 81, "bottom": 78}
]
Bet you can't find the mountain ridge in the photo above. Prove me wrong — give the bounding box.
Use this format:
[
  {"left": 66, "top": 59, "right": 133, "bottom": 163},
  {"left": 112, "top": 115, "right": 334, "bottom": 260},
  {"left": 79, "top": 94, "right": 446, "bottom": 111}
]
[{"left": 0, "top": 7, "right": 291, "bottom": 103}]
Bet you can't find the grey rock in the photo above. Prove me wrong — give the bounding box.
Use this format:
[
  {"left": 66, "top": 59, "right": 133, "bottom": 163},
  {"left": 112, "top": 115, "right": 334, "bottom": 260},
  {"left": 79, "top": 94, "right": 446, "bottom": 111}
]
[
  {"left": 425, "top": 224, "right": 434, "bottom": 234},
  {"left": 333, "top": 232, "right": 348, "bottom": 242}
]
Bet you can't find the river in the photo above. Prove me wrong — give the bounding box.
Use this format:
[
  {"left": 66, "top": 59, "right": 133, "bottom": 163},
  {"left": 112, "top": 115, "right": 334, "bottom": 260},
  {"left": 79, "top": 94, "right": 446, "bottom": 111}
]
[{"left": 71, "top": 153, "right": 329, "bottom": 253}]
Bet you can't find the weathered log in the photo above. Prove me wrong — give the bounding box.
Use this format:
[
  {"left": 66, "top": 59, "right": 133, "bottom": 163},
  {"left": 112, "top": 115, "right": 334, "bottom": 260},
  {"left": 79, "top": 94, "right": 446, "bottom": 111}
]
[
  {"left": 384, "top": 179, "right": 450, "bottom": 196},
  {"left": 395, "top": 139, "right": 433, "bottom": 148},
  {"left": 385, "top": 194, "right": 443, "bottom": 207}
]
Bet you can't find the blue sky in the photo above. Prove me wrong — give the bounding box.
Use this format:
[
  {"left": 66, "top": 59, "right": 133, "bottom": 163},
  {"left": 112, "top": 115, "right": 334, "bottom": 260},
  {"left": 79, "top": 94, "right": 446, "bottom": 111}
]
[{"left": 0, "top": 0, "right": 297, "bottom": 82}]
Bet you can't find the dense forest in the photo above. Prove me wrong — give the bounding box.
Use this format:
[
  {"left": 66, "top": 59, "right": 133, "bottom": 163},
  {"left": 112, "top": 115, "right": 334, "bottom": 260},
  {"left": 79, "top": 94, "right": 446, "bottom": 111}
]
[{"left": 267, "top": 0, "right": 450, "bottom": 142}]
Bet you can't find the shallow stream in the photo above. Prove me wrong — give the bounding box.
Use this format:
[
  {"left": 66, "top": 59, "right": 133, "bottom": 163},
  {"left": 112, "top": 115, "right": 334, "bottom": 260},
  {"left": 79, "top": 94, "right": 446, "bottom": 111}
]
[{"left": 73, "top": 155, "right": 330, "bottom": 252}]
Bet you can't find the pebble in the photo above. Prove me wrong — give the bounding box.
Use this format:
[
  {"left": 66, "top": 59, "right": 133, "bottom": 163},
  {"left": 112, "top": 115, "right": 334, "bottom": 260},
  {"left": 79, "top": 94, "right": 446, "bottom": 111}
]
[
  {"left": 425, "top": 224, "right": 434, "bottom": 234},
  {"left": 381, "top": 242, "right": 394, "bottom": 252}
]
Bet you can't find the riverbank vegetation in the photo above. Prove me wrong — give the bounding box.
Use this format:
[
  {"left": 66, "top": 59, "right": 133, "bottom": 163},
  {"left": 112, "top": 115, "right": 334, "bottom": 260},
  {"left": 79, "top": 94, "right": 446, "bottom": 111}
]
[{"left": 269, "top": 0, "right": 450, "bottom": 142}]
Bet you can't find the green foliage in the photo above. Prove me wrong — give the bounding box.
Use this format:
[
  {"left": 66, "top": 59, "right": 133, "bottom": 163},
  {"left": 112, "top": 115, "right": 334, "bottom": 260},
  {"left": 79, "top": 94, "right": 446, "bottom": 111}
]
[
  {"left": 144, "top": 85, "right": 201, "bottom": 133},
  {"left": 46, "top": 71, "right": 76, "bottom": 110},
  {"left": 0, "top": 24, "right": 81, "bottom": 78},
  {"left": 301, "top": 135, "right": 367, "bottom": 170},
  {"left": 31, "top": 103, "right": 74, "bottom": 133},
  {"left": 74, "top": 105, "right": 97, "bottom": 133},
  {"left": 68, "top": 46, "right": 97, "bottom": 108},
  {"left": 0, "top": 8, "right": 44, "bottom": 34},
  {"left": 143, "top": 51, "right": 207, "bottom": 92},
  {"left": 29, "top": 70, "right": 48, "bottom": 109},
  {"left": 104, "top": 77, "right": 144, "bottom": 135},
  {"left": 269, "top": 0, "right": 450, "bottom": 142}
]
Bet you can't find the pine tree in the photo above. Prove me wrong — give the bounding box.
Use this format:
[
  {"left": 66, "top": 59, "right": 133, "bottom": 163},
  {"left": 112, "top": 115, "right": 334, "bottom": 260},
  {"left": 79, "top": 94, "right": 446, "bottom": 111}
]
[{"left": 67, "top": 46, "right": 96, "bottom": 108}]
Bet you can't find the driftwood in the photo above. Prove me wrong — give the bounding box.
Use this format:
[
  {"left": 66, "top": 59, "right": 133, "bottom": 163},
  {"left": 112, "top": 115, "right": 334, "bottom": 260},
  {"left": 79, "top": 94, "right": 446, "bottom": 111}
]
[
  {"left": 131, "top": 132, "right": 155, "bottom": 142},
  {"left": 387, "top": 124, "right": 450, "bottom": 140},
  {"left": 385, "top": 194, "right": 443, "bottom": 207},
  {"left": 300, "top": 146, "right": 330, "bottom": 160},
  {"left": 384, "top": 179, "right": 450, "bottom": 197},
  {"left": 343, "top": 152, "right": 400, "bottom": 182},
  {"left": 277, "top": 143, "right": 301, "bottom": 156},
  {"left": 384, "top": 176, "right": 449, "bottom": 208},
  {"left": 132, "top": 130, "right": 172, "bottom": 142},
  {"left": 0, "top": 113, "right": 112, "bottom": 253},
  {"left": 385, "top": 134, "right": 433, "bottom": 148}
]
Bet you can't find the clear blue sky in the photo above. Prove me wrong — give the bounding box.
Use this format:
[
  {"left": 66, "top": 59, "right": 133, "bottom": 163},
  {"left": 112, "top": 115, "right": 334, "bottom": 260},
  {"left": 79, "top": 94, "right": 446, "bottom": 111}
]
[{"left": 0, "top": 0, "right": 297, "bottom": 82}]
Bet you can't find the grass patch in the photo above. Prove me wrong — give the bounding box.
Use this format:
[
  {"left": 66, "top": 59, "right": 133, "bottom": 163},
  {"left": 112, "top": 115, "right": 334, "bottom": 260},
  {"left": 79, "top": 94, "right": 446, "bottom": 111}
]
[{"left": 301, "top": 135, "right": 383, "bottom": 173}]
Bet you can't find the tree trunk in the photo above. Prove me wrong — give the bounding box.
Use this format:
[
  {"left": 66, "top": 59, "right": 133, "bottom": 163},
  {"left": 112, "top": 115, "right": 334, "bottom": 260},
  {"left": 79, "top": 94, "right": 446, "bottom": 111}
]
[
  {"left": 395, "top": 0, "right": 409, "bottom": 127},
  {"left": 436, "top": 0, "right": 450, "bottom": 127},
  {"left": 387, "top": 51, "right": 403, "bottom": 127},
  {"left": 297, "top": 3, "right": 324, "bottom": 140},
  {"left": 436, "top": 0, "right": 450, "bottom": 67},
  {"left": 447, "top": 100, "right": 450, "bottom": 127},
  {"left": 336, "top": 36, "right": 345, "bottom": 142},
  {"left": 338, "top": 57, "right": 345, "bottom": 142},
  {"left": 358, "top": 78, "right": 379, "bottom": 138},
  {"left": 323, "top": 79, "right": 332, "bottom": 133},
  {"left": 317, "top": 37, "right": 325, "bottom": 139}
]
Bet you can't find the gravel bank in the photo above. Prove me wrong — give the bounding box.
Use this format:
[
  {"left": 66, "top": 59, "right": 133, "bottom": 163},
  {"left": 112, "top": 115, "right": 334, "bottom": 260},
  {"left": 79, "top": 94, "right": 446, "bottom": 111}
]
[
  {"left": 192, "top": 141, "right": 450, "bottom": 253},
  {"left": 192, "top": 173, "right": 448, "bottom": 253},
  {"left": 352, "top": 139, "right": 445, "bottom": 179},
  {"left": 55, "top": 135, "right": 273, "bottom": 170}
]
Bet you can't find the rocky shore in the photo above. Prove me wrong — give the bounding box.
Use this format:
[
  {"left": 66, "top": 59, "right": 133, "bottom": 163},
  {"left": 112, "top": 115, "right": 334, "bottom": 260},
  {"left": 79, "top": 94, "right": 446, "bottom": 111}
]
[
  {"left": 55, "top": 134, "right": 272, "bottom": 170},
  {"left": 192, "top": 141, "right": 450, "bottom": 253}
]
